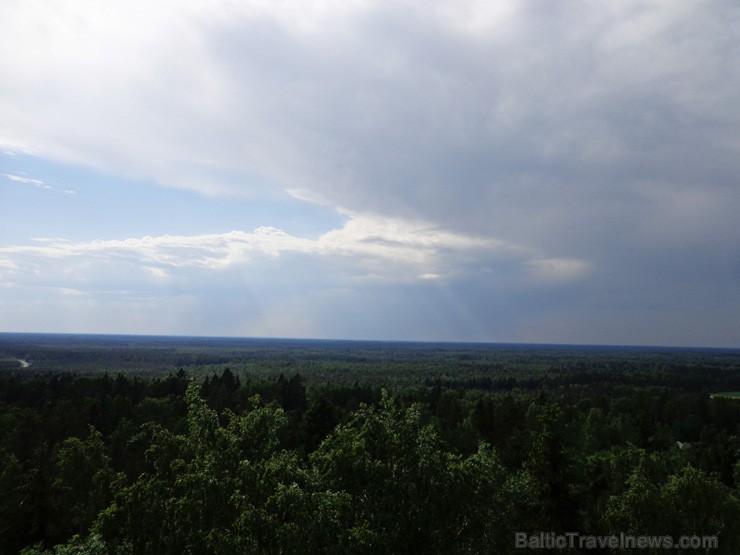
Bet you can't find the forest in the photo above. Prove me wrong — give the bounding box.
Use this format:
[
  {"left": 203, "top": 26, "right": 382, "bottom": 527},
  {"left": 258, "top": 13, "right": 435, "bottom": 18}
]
[{"left": 1, "top": 333, "right": 739, "bottom": 554}]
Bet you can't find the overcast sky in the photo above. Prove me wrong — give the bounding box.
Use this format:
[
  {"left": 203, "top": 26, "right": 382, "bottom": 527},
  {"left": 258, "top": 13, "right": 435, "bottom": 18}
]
[{"left": 1, "top": 0, "right": 739, "bottom": 347}]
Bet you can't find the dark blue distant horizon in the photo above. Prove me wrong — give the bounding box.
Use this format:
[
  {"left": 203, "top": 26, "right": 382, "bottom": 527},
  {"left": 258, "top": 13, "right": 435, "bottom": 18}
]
[{"left": 2, "top": 331, "right": 738, "bottom": 354}]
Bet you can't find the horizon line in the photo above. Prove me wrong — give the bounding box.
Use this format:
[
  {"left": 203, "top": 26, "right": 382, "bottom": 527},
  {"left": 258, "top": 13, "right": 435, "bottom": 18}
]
[{"left": 1, "top": 331, "right": 738, "bottom": 352}]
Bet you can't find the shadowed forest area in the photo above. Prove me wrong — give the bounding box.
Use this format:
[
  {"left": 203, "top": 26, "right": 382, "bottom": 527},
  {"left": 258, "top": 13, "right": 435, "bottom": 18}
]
[{"left": 1, "top": 334, "right": 739, "bottom": 553}]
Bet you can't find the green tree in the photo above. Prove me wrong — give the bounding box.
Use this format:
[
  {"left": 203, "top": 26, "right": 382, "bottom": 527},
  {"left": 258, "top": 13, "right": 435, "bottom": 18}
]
[
  {"left": 524, "top": 403, "right": 579, "bottom": 531},
  {"left": 51, "top": 427, "right": 121, "bottom": 539},
  {"left": 96, "top": 384, "right": 357, "bottom": 554},
  {"left": 0, "top": 447, "right": 27, "bottom": 554},
  {"left": 604, "top": 454, "right": 664, "bottom": 535},
  {"left": 660, "top": 465, "right": 740, "bottom": 539},
  {"left": 310, "top": 390, "right": 523, "bottom": 553},
  {"left": 20, "top": 533, "right": 107, "bottom": 555}
]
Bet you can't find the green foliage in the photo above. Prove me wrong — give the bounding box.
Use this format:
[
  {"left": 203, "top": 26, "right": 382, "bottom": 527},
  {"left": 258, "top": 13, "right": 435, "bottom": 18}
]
[
  {"left": 710, "top": 391, "right": 740, "bottom": 399},
  {"left": 661, "top": 465, "right": 740, "bottom": 537},
  {"left": 605, "top": 454, "right": 664, "bottom": 534},
  {"left": 0, "top": 339, "right": 739, "bottom": 553},
  {"left": 0, "top": 447, "right": 26, "bottom": 550},
  {"left": 311, "top": 391, "right": 539, "bottom": 553},
  {"left": 96, "top": 383, "right": 358, "bottom": 554},
  {"left": 605, "top": 460, "right": 740, "bottom": 553},
  {"left": 50, "top": 427, "right": 121, "bottom": 540},
  {"left": 20, "top": 533, "right": 107, "bottom": 555}
]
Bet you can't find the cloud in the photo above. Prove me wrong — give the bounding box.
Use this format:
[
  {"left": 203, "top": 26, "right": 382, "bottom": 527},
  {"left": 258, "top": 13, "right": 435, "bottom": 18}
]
[
  {"left": 526, "top": 258, "right": 591, "bottom": 284},
  {"left": 0, "top": 206, "right": 601, "bottom": 340},
  {"left": 3, "top": 172, "right": 78, "bottom": 194},
  {"left": 0, "top": 210, "right": 522, "bottom": 288},
  {"left": 3, "top": 173, "right": 48, "bottom": 188},
  {"left": 2, "top": 1, "right": 736, "bottom": 236},
  {"left": 1, "top": 207, "right": 736, "bottom": 344},
  {"left": 1, "top": 0, "right": 739, "bottom": 345}
]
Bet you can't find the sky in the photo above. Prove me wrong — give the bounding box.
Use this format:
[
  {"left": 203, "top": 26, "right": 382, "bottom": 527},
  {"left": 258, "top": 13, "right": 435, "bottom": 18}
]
[{"left": 1, "top": 0, "right": 739, "bottom": 347}]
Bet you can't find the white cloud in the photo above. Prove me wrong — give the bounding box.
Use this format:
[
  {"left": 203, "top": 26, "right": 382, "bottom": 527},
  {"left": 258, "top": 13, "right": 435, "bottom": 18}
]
[
  {"left": 2, "top": 1, "right": 737, "bottom": 232},
  {"left": 3, "top": 173, "right": 47, "bottom": 187},
  {"left": 0, "top": 210, "right": 513, "bottom": 287},
  {"left": 0, "top": 208, "right": 547, "bottom": 339},
  {"left": 3, "top": 172, "right": 79, "bottom": 194}
]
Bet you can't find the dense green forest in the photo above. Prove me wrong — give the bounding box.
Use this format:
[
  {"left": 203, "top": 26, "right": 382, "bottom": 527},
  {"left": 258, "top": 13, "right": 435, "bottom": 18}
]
[{"left": 1, "top": 334, "right": 739, "bottom": 553}]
